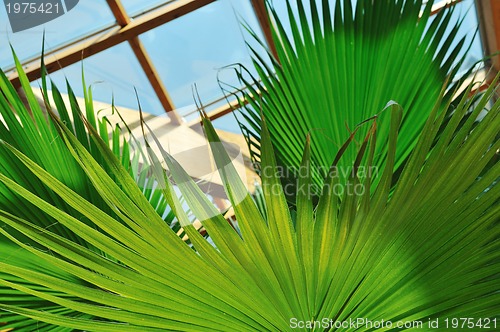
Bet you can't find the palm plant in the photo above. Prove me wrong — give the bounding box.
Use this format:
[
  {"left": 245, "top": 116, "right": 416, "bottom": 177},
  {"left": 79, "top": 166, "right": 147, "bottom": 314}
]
[
  {"left": 233, "top": 0, "right": 480, "bottom": 198},
  {"left": 0, "top": 50, "right": 498, "bottom": 329},
  {"left": 0, "top": 51, "right": 177, "bottom": 331},
  {"left": 0, "top": 0, "right": 498, "bottom": 330}
]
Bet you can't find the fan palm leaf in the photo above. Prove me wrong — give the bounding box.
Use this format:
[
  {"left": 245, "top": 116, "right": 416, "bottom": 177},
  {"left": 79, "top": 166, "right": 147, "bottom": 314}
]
[
  {"left": 234, "top": 0, "right": 480, "bottom": 198},
  {"left": 0, "top": 63, "right": 498, "bottom": 330},
  {"left": 0, "top": 50, "right": 175, "bottom": 330}
]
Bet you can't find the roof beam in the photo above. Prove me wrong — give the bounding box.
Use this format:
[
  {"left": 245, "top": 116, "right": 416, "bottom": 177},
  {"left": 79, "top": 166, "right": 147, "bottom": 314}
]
[
  {"left": 8, "top": 0, "right": 216, "bottom": 90},
  {"left": 490, "top": 0, "right": 500, "bottom": 73},
  {"left": 106, "top": 0, "right": 129, "bottom": 24},
  {"left": 129, "top": 38, "right": 181, "bottom": 123},
  {"left": 106, "top": 0, "right": 181, "bottom": 123},
  {"left": 250, "top": 0, "right": 278, "bottom": 60},
  {"left": 187, "top": 97, "right": 245, "bottom": 128}
]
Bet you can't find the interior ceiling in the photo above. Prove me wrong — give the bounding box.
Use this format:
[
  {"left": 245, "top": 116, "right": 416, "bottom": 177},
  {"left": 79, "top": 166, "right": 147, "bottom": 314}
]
[{"left": 5, "top": 0, "right": 499, "bottom": 122}]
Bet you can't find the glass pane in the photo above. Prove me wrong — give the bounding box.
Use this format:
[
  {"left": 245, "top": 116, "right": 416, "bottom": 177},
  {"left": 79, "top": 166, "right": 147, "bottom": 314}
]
[
  {"left": 140, "top": 0, "right": 267, "bottom": 115},
  {"left": 32, "top": 42, "right": 164, "bottom": 115},
  {"left": 121, "top": 0, "right": 175, "bottom": 18},
  {"left": 1, "top": 0, "right": 116, "bottom": 70}
]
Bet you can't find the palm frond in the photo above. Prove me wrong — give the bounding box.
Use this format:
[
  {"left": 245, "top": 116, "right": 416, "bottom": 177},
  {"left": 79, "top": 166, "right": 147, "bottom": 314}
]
[
  {"left": 0, "top": 65, "right": 497, "bottom": 330},
  {"left": 0, "top": 49, "right": 176, "bottom": 329},
  {"left": 234, "top": 0, "right": 480, "bottom": 200}
]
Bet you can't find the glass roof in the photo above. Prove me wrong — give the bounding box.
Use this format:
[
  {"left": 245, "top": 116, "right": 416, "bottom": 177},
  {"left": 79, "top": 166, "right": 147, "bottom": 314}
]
[
  {"left": 121, "top": 0, "right": 175, "bottom": 18},
  {"left": 140, "top": 0, "right": 265, "bottom": 116},
  {"left": 0, "top": 0, "right": 115, "bottom": 70},
  {"left": 33, "top": 42, "right": 163, "bottom": 115}
]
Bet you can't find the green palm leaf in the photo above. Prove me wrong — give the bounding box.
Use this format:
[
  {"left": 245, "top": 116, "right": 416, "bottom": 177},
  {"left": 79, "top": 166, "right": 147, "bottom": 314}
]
[
  {"left": 0, "top": 64, "right": 498, "bottom": 330},
  {"left": 0, "top": 49, "right": 176, "bottom": 329},
  {"left": 234, "top": 0, "right": 479, "bottom": 199}
]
